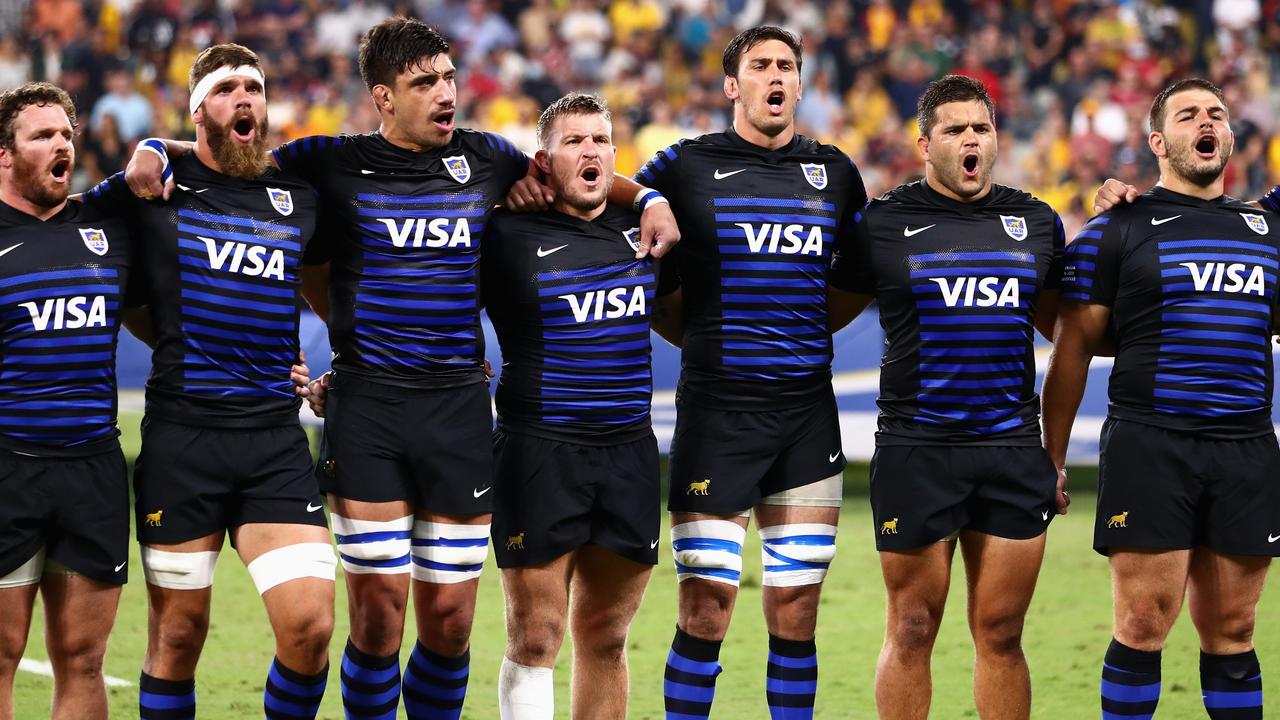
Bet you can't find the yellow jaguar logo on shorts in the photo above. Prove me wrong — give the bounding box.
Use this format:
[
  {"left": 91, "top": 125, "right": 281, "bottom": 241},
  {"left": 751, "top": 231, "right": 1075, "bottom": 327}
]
[
  {"left": 1106, "top": 511, "right": 1129, "bottom": 528},
  {"left": 686, "top": 479, "right": 711, "bottom": 495},
  {"left": 506, "top": 532, "right": 525, "bottom": 550},
  {"left": 880, "top": 518, "right": 899, "bottom": 534},
  {"left": 145, "top": 509, "right": 163, "bottom": 527}
]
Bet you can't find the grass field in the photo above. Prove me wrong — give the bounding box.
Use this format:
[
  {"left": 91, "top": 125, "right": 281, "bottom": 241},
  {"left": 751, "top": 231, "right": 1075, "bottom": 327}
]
[{"left": 12, "top": 417, "right": 1280, "bottom": 718}]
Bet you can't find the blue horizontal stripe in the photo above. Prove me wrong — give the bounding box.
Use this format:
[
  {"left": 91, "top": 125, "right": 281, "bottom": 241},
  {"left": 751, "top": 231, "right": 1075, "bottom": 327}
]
[
  {"left": 1162, "top": 313, "right": 1267, "bottom": 328},
  {"left": 765, "top": 678, "right": 818, "bottom": 694},
  {"left": 334, "top": 530, "right": 410, "bottom": 544},
  {"left": 910, "top": 251, "right": 1034, "bottom": 263},
  {"left": 268, "top": 667, "right": 327, "bottom": 698},
  {"left": 767, "top": 652, "right": 817, "bottom": 669},
  {"left": 0, "top": 398, "right": 112, "bottom": 412},
  {"left": 181, "top": 288, "right": 294, "bottom": 316},
  {"left": 714, "top": 213, "right": 836, "bottom": 227},
  {"left": 665, "top": 653, "right": 720, "bottom": 676},
  {"left": 3, "top": 351, "right": 113, "bottom": 364},
  {"left": 1075, "top": 230, "right": 1103, "bottom": 240},
  {"left": 920, "top": 331, "right": 1026, "bottom": 342},
  {"left": 410, "top": 557, "right": 483, "bottom": 573},
  {"left": 178, "top": 208, "right": 299, "bottom": 236},
  {"left": 1153, "top": 388, "right": 1263, "bottom": 405},
  {"left": 1101, "top": 679, "right": 1161, "bottom": 703},
  {"left": 1160, "top": 328, "right": 1263, "bottom": 344},
  {"left": 356, "top": 192, "right": 485, "bottom": 204},
  {"left": 355, "top": 207, "right": 485, "bottom": 219},
  {"left": 1158, "top": 344, "right": 1266, "bottom": 360},
  {"left": 0, "top": 268, "right": 117, "bottom": 290},
  {"left": 1068, "top": 243, "right": 1100, "bottom": 255},
  {"left": 1155, "top": 374, "right": 1264, "bottom": 392},
  {"left": 910, "top": 267, "right": 1036, "bottom": 279},
  {"left": 672, "top": 537, "right": 741, "bottom": 553},
  {"left": 180, "top": 270, "right": 294, "bottom": 299},
  {"left": 177, "top": 225, "right": 298, "bottom": 250},
  {"left": 723, "top": 355, "right": 828, "bottom": 366},
  {"left": 914, "top": 407, "right": 1016, "bottom": 421},
  {"left": 1158, "top": 239, "right": 1276, "bottom": 254},
  {"left": 918, "top": 315, "right": 1028, "bottom": 325},
  {"left": 1158, "top": 358, "right": 1265, "bottom": 377},
  {"left": 185, "top": 306, "right": 295, "bottom": 331},
  {"left": 713, "top": 197, "right": 835, "bottom": 210},
  {"left": 354, "top": 309, "right": 476, "bottom": 325},
  {"left": 1159, "top": 252, "right": 1278, "bottom": 268},
  {"left": 0, "top": 414, "right": 111, "bottom": 426},
  {"left": 663, "top": 680, "right": 717, "bottom": 704},
  {"left": 339, "top": 552, "right": 410, "bottom": 568},
  {"left": 410, "top": 537, "right": 488, "bottom": 548},
  {"left": 340, "top": 656, "right": 400, "bottom": 684},
  {"left": 139, "top": 691, "right": 195, "bottom": 710},
  {"left": 722, "top": 277, "right": 817, "bottom": 288},
  {"left": 673, "top": 562, "right": 740, "bottom": 582},
  {"left": 1202, "top": 689, "right": 1264, "bottom": 709}
]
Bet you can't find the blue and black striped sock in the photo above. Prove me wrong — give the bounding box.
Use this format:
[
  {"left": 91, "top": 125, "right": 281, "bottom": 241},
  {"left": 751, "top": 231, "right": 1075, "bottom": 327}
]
[
  {"left": 340, "top": 638, "right": 400, "bottom": 719},
  {"left": 1101, "top": 639, "right": 1161, "bottom": 719},
  {"left": 766, "top": 634, "right": 817, "bottom": 719},
  {"left": 139, "top": 672, "right": 196, "bottom": 720},
  {"left": 664, "top": 626, "right": 723, "bottom": 719},
  {"left": 401, "top": 641, "right": 468, "bottom": 719},
  {"left": 1201, "top": 649, "right": 1263, "bottom": 719},
  {"left": 263, "top": 658, "right": 327, "bottom": 719}
]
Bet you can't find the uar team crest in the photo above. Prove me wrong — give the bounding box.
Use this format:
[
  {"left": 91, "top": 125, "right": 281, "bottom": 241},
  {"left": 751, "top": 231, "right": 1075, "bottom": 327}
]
[
  {"left": 1241, "top": 213, "right": 1269, "bottom": 235},
  {"left": 79, "top": 227, "right": 108, "bottom": 256},
  {"left": 267, "top": 188, "right": 293, "bottom": 216},
  {"left": 1001, "top": 215, "right": 1028, "bottom": 241},
  {"left": 801, "top": 163, "right": 827, "bottom": 190},
  {"left": 623, "top": 227, "right": 641, "bottom": 252},
  {"left": 444, "top": 155, "right": 471, "bottom": 184}
]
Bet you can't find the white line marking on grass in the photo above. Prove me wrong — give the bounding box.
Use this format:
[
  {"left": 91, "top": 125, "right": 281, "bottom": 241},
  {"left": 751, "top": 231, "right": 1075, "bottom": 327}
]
[{"left": 18, "top": 658, "right": 133, "bottom": 687}]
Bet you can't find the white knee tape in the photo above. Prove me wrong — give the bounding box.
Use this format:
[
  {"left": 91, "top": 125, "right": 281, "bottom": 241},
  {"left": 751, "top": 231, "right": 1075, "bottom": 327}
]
[
  {"left": 410, "top": 521, "right": 489, "bottom": 584},
  {"left": 331, "top": 514, "right": 412, "bottom": 575},
  {"left": 0, "top": 547, "right": 45, "bottom": 588},
  {"left": 246, "top": 542, "right": 336, "bottom": 595},
  {"left": 671, "top": 520, "right": 746, "bottom": 586},
  {"left": 759, "top": 474, "right": 844, "bottom": 507},
  {"left": 498, "top": 657, "right": 554, "bottom": 720},
  {"left": 759, "top": 523, "right": 837, "bottom": 587},
  {"left": 141, "top": 547, "right": 220, "bottom": 590}
]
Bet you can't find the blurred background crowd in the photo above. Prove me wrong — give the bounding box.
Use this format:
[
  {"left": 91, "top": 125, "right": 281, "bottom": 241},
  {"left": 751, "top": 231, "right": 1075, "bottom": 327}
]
[{"left": 5, "top": 0, "right": 1280, "bottom": 234}]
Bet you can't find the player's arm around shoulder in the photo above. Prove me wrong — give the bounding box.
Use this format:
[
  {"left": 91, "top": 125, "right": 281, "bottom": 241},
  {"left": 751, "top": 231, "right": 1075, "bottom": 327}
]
[{"left": 827, "top": 199, "right": 875, "bottom": 333}]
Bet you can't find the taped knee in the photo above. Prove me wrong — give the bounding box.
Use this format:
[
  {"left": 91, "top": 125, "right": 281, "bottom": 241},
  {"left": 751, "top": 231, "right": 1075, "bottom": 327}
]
[
  {"left": 410, "top": 520, "right": 489, "bottom": 584},
  {"left": 141, "top": 547, "right": 220, "bottom": 590},
  {"left": 331, "top": 514, "right": 412, "bottom": 575},
  {"left": 759, "top": 523, "right": 837, "bottom": 587},
  {"left": 246, "top": 542, "right": 336, "bottom": 595},
  {"left": 671, "top": 520, "right": 746, "bottom": 586}
]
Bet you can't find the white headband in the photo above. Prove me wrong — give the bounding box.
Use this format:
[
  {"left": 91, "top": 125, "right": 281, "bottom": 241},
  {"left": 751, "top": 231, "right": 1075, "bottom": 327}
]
[{"left": 189, "top": 65, "right": 266, "bottom": 116}]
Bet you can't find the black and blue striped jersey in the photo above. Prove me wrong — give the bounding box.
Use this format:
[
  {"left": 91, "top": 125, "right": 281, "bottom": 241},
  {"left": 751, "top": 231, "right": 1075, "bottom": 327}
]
[
  {"left": 1063, "top": 187, "right": 1280, "bottom": 438},
  {"left": 273, "top": 130, "right": 529, "bottom": 389},
  {"left": 482, "top": 205, "right": 656, "bottom": 444},
  {"left": 84, "top": 154, "right": 316, "bottom": 428},
  {"left": 0, "top": 199, "right": 136, "bottom": 456},
  {"left": 831, "top": 181, "right": 1064, "bottom": 446},
  {"left": 635, "top": 129, "right": 865, "bottom": 410}
]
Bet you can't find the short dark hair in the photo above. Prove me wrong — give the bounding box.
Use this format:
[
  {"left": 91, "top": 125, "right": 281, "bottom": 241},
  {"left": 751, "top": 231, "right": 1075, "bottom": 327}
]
[
  {"left": 358, "top": 17, "right": 451, "bottom": 91},
  {"left": 917, "top": 74, "right": 997, "bottom": 138},
  {"left": 537, "top": 92, "right": 611, "bottom": 149},
  {"left": 189, "top": 43, "right": 262, "bottom": 94},
  {"left": 722, "top": 26, "right": 802, "bottom": 78},
  {"left": 1149, "top": 78, "right": 1226, "bottom": 133},
  {"left": 0, "top": 82, "right": 77, "bottom": 150}
]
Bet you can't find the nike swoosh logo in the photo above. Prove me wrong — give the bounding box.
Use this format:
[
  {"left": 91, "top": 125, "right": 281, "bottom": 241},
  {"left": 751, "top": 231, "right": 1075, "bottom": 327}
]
[
  {"left": 306, "top": 503, "right": 322, "bottom": 512},
  {"left": 474, "top": 487, "right": 492, "bottom": 498},
  {"left": 114, "top": 562, "right": 126, "bottom": 572},
  {"left": 1151, "top": 215, "right": 1181, "bottom": 225},
  {"left": 1269, "top": 533, "right": 1280, "bottom": 543},
  {"left": 537, "top": 245, "right": 568, "bottom": 258},
  {"left": 828, "top": 452, "right": 840, "bottom": 463},
  {"left": 714, "top": 169, "right": 746, "bottom": 179},
  {"left": 651, "top": 540, "right": 659, "bottom": 549},
  {"left": 903, "top": 225, "right": 936, "bottom": 237},
  {"left": 1042, "top": 510, "right": 1050, "bottom": 521},
  {"left": 0, "top": 243, "right": 22, "bottom": 259},
  {"left": 361, "top": 169, "right": 375, "bottom": 174},
  {"left": 175, "top": 184, "right": 208, "bottom": 193}
]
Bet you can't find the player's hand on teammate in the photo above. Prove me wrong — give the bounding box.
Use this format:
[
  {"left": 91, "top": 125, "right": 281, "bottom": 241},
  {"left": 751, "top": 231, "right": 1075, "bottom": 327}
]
[
  {"left": 1055, "top": 466, "right": 1070, "bottom": 515},
  {"left": 636, "top": 201, "right": 680, "bottom": 259},
  {"left": 291, "top": 351, "right": 312, "bottom": 398},
  {"left": 126, "top": 144, "right": 176, "bottom": 201},
  {"left": 483, "top": 358, "right": 496, "bottom": 378},
  {"left": 303, "top": 371, "right": 330, "bottom": 418},
  {"left": 505, "top": 175, "right": 556, "bottom": 212},
  {"left": 1092, "top": 178, "right": 1140, "bottom": 215}
]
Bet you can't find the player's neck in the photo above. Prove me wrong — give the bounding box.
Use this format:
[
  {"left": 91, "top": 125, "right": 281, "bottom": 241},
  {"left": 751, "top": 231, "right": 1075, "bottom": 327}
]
[
  {"left": 193, "top": 139, "right": 225, "bottom": 175},
  {"left": 733, "top": 118, "right": 794, "bottom": 151},
  {"left": 379, "top": 122, "right": 450, "bottom": 153},
  {"left": 0, "top": 183, "right": 65, "bottom": 221},
  {"left": 1156, "top": 172, "right": 1224, "bottom": 201},
  {"left": 924, "top": 171, "right": 992, "bottom": 204},
  {"left": 554, "top": 198, "right": 606, "bottom": 222}
]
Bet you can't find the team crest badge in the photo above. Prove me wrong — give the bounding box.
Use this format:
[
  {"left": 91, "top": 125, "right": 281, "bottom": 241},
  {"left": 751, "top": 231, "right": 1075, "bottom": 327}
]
[
  {"left": 443, "top": 155, "right": 471, "bottom": 184},
  {"left": 266, "top": 188, "right": 293, "bottom": 216},
  {"left": 79, "top": 228, "right": 108, "bottom": 256},
  {"left": 801, "top": 163, "right": 827, "bottom": 190},
  {"left": 1000, "top": 215, "right": 1028, "bottom": 241},
  {"left": 623, "top": 227, "right": 641, "bottom": 252},
  {"left": 1242, "top": 213, "right": 1269, "bottom": 235}
]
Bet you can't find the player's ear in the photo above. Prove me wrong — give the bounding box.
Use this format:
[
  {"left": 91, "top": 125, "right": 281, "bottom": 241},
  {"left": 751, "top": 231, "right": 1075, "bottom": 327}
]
[
  {"left": 371, "top": 85, "right": 392, "bottom": 114},
  {"left": 1148, "top": 130, "right": 1165, "bottom": 159},
  {"left": 533, "top": 149, "right": 551, "bottom": 176},
  {"left": 916, "top": 134, "right": 930, "bottom": 162},
  {"left": 191, "top": 105, "right": 203, "bottom": 127},
  {"left": 723, "top": 75, "right": 738, "bottom": 102}
]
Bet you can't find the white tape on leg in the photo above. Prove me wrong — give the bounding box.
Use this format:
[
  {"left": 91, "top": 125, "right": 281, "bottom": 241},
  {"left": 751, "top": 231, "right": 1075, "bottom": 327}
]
[
  {"left": 246, "top": 542, "right": 336, "bottom": 595},
  {"left": 410, "top": 521, "right": 490, "bottom": 584},
  {"left": 331, "top": 514, "right": 412, "bottom": 575},
  {"left": 671, "top": 520, "right": 746, "bottom": 586},
  {"left": 141, "top": 547, "right": 220, "bottom": 590},
  {"left": 759, "top": 523, "right": 837, "bottom": 587}
]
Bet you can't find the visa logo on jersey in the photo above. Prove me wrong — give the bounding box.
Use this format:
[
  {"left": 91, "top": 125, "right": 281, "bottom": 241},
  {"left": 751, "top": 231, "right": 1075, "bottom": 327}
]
[
  {"left": 930, "top": 277, "right": 1020, "bottom": 307},
  {"left": 19, "top": 296, "right": 107, "bottom": 330},
  {"left": 379, "top": 218, "right": 473, "bottom": 248},
  {"left": 558, "top": 286, "right": 647, "bottom": 323},
  {"left": 1179, "top": 262, "right": 1266, "bottom": 295},
  {"left": 200, "top": 237, "right": 285, "bottom": 280},
  {"left": 735, "top": 223, "right": 823, "bottom": 255}
]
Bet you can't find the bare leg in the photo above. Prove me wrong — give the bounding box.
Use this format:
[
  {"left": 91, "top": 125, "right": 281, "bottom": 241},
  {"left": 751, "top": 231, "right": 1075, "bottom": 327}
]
[
  {"left": 569, "top": 545, "right": 651, "bottom": 720},
  {"left": 875, "top": 540, "right": 954, "bottom": 720}
]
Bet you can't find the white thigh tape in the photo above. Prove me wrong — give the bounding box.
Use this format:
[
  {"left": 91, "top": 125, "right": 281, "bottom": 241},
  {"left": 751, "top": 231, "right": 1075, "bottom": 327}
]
[
  {"left": 410, "top": 521, "right": 490, "bottom": 584},
  {"left": 246, "top": 542, "right": 336, "bottom": 595}
]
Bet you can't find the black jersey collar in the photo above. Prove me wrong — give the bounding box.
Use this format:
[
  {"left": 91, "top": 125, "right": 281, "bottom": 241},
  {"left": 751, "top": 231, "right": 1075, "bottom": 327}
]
[
  {"left": 724, "top": 127, "right": 801, "bottom": 157},
  {"left": 0, "top": 196, "right": 77, "bottom": 225},
  {"left": 917, "top": 177, "right": 998, "bottom": 214},
  {"left": 1146, "top": 185, "right": 1230, "bottom": 208}
]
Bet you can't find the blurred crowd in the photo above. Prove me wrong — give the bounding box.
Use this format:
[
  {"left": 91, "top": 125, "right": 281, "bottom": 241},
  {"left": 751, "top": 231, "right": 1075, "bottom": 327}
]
[{"left": 7, "top": 0, "right": 1280, "bottom": 234}]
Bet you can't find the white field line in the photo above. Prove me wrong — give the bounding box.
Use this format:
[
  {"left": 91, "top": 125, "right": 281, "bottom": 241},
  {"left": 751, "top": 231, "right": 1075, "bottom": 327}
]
[{"left": 17, "top": 657, "right": 133, "bottom": 688}]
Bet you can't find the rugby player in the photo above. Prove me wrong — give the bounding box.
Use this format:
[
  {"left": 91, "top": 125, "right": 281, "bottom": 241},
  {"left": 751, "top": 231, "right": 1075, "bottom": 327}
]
[
  {"left": 633, "top": 26, "right": 866, "bottom": 719},
  {"left": 482, "top": 92, "right": 674, "bottom": 720},
  {"left": 1044, "top": 78, "right": 1277, "bottom": 720},
  {"left": 828, "top": 75, "right": 1066, "bottom": 720},
  {"left": 127, "top": 18, "right": 679, "bottom": 719},
  {"left": 83, "top": 45, "right": 337, "bottom": 720},
  {"left": 0, "top": 82, "right": 137, "bottom": 720}
]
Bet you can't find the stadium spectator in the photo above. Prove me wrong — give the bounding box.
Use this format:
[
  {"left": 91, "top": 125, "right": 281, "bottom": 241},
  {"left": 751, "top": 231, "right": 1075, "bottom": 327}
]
[{"left": 90, "top": 65, "right": 153, "bottom": 143}]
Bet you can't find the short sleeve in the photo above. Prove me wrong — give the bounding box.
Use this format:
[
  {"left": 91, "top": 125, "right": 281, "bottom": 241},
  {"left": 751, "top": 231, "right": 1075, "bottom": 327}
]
[
  {"left": 828, "top": 206, "right": 875, "bottom": 294},
  {"left": 272, "top": 135, "right": 347, "bottom": 184},
  {"left": 80, "top": 172, "right": 139, "bottom": 216},
  {"left": 633, "top": 141, "right": 684, "bottom": 196},
  {"left": 1043, "top": 210, "right": 1067, "bottom": 290},
  {"left": 1258, "top": 185, "right": 1280, "bottom": 213},
  {"left": 479, "top": 132, "right": 531, "bottom": 191},
  {"left": 655, "top": 251, "right": 680, "bottom": 297},
  {"left": 302, "top": 203, "right": 338, "bottom": 265},
  {"left": 1062, "top": 213, "right": 1122, "bottom": 305}
]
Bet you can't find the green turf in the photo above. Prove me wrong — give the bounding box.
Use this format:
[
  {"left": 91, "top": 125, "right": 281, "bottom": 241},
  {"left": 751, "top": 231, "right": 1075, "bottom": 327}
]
[{"left": 12, "top": 417, "right": 1278, "bottom": 718}]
